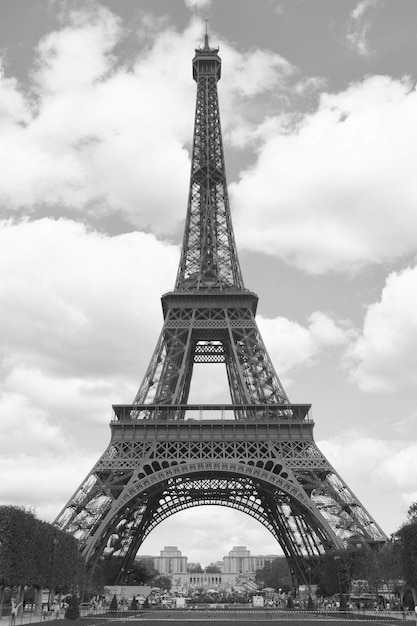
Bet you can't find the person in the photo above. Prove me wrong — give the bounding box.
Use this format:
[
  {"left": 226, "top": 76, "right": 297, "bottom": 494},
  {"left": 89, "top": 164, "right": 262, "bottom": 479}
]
[
  {"left": 53, "top": 600, "right": 60, "bottom": 619},
  {"left": 10, "top": 600, "right": 22, "bottom": 626}
]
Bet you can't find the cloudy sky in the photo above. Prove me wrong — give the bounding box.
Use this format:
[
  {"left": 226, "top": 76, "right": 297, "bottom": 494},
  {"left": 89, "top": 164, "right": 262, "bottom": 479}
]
[{"left": 1, "top": 0, "right": 417, "bottom": 566}]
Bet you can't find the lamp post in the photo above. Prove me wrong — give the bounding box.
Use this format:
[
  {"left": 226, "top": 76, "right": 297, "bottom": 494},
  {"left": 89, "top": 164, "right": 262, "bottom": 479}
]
[
  {"left": 306, "top": 565, "right": 316, "bottom": 610},
  {"left": 334, "top": 556, "right": 342, "bottom": 611},
  {"left": 120, "top": 568, "right": 125, "bottom": 610},
  {"left": 306, "top": 567, "right": 312, "bottom": 594}
]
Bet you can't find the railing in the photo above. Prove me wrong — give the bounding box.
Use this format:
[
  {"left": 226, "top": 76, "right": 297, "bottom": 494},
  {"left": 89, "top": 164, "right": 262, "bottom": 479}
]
[
  {"left": 9, "top": 605, "right": 416, "bottom": 623},
  {"left": 111, "top": 403, "right": 313, "bottom": 423}
]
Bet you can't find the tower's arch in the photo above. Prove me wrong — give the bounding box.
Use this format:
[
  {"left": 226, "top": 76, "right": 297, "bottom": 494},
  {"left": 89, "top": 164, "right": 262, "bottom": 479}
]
[{"left": 83, "top": 461, "right": 343, "bottom": 577}]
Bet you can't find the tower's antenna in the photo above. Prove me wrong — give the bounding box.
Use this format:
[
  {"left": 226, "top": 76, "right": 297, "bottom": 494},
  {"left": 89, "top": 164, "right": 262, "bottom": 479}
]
[{"left": 204, "top": 18, "right": 209, "bottom": 49}]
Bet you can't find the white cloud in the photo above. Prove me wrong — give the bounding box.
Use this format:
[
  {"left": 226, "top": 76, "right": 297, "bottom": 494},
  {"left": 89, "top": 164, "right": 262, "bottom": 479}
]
[
  {"left": 222, "top": 48, "right": 293, "bottom": 99},
  {"left": 232, "top": 75, "right": 417, "bottom": 274},
  {"left": 184, "top": 0, "right": 212, "bottom": 8},
  {"left": 0, "top": 8, "right": 196, "bottom": 233},
  {"left": 0, "top": 391, "right": 70, "bottom": 454},
  {"left": 345, "top": 264, "right": 417, "bottom": 392},
  {"left": 0, "top": 7, "right": 295, "bottom": 236},
  {"left": 258, "top": 311, "right": 351, "bottom": 385},
  {"left": 0, "top": 63, "right": 31, "bottom": 122},
  {"left": 0, "top": 218, "right": 178, "bottom": 379},
  {"left": 319, "top": 431, "right": 417, "bottom": 534},
  {"left": 0, "top": 217, "right": 179, "bottom": 514},
  {"left": 33, "top": 6, "right": 121, "bottom": 94},
  {"left": 346, "top": 0, "right": 381, "bottom": 57},
  {"left": 0, "top": 448, "right": 97, "bottom": 521},
  {"left": 139, "top": 506, "right": 282, "bottom": 565}
]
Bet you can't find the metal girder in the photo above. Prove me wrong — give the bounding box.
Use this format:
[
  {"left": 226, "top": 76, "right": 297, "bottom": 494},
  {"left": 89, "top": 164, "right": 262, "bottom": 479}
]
[
  {"left": 55, "top": 419, "right": 387, "bottom": 585},
  {"left": 133, "top": 305, "right": 288, "bottom": 409}
]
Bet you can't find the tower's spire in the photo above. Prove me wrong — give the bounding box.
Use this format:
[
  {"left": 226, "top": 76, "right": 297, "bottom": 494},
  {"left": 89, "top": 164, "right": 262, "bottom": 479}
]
[
  {"left": 204, "top": 18, "right": 209, "bottom": 49},
  {"left": 176, "top": 27, "right": 243, "bottom": 291}
]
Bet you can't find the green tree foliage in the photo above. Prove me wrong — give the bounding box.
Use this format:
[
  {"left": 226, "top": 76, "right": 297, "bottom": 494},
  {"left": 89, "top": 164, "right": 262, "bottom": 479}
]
[
  {"left": 0, "top": 506, "right": 85, "bottom": 592},
  {"left": 188, "top": 563, "right": 203, "bottom": 573},
  {"left": 376, "top": 540, "right": 406, "bottom": 604},
  {"left": 205, "top": 565, "right": 221, "bottom": 573},
  {"left": 353, "top": 546, "right": 383, "bottom": 598},
  {"left": 0, "top": 506, "right": 37, "bottom": 586},
  {"left": 152, "top": 574, "right": 172, "bottom": 591},
  {"left": 317, "top": 550, "right": 356, "bottom": 597},
  {"left": 255, "top": 557, "right": 292, "bottom": 591},
  {"left": 101, "top": 557, "right": 123, "bottom": 585},
  {"left": 130, "top": 558, "right": 159, "bottom": 585},
  {"left": 109, "top": 594, "right": 118, "bottom": 611},
  {"left": 101, "top": 556, "right": 160, "bottom": 586},
  {"left": 319, "top": 542, "right": 408, "bottom": 605},
  {"left": 307, "top": 595, "right": 315, "bottom": 610},
  {"left": 407, "top": 502, "right": 417, "bottom": 521},
  {"left": 397, "top": 504, "right": 417, "bottom": 604}
]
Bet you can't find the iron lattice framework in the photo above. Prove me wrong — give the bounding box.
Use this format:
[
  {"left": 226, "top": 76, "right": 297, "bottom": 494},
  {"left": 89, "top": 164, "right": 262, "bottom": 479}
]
[{"left": 56, "top": 33, "right": 387, "bottom": 585}]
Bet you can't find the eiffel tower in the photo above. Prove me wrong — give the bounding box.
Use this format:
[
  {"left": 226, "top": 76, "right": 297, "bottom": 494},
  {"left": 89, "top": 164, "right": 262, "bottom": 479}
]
[{"left": 55, "top": 30, "right": 387, "bottom": 585}]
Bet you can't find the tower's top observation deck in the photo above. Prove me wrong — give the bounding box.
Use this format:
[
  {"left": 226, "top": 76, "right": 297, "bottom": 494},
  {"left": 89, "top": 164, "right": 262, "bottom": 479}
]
[{"left": 192, "top": 29, "right": 221, "bottom": 82}]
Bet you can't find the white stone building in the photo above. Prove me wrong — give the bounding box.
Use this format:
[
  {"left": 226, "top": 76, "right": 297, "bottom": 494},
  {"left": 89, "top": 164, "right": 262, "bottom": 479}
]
[
  {"left": 152, "top": 546, "right": 188, "bottom": 575},
  {"left": 137, "top": 545, "right": 279, "bottom": 594}
]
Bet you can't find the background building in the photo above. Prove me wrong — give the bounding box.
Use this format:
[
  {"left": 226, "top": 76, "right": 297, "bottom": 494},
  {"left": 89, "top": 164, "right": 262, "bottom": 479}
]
[
  {"left": 137, "top": 545, "right": 279, "bottom": 593},
  {"left": 152, "top": 546, "right": 188, "bottom": 575},
  {"left": 223, "top": 545, "right": 277, "bottom": 575}
]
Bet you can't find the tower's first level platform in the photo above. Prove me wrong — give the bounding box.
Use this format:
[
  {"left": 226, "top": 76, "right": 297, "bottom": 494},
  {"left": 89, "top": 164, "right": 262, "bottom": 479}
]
[{"left": 111, "top": 403, "right": 314, "bottom": 443}]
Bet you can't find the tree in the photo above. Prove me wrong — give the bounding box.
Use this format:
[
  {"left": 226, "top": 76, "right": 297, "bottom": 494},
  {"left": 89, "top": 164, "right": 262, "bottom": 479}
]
[
  {"left": 317, "top": 550, "right": 356, "bottom": 598},
  {"left": 130, "top": 558, "right": 159, "bottom": 585},
  {"left": 0, "top": 506, "right": 39, "bottom": 587},
  {"left": 376, "top": 539, "right": 406, "bottom": 606},
  {"left": 0, "top": 506, "right": 85, "bottom": 599},
  {"left": 205, "top": 565, "right": 221, "bottom": 573},
  {"left": 396, "top": 503, "right": 417, "bottom": 604},
  {"left": 109, "top": 594, "right": 118, "bottom": 611},
  {"left": 152, "top": 575, "right": 172, "bottom": 591},
  {"left": 407, "top": 503, "right": 417, "bottom": 521},
  {"left": 188, "top": 563, "right": 203, "bottom": 573},
  {"left": 255, "top": 557, "right": 292, "bottom": 591}
]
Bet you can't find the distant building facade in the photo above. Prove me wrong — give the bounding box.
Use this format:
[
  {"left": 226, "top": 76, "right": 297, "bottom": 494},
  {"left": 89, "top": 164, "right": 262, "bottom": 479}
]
[
  {"left": 152, "top": 546, "right": 188, "bottom": 575},
  {"left": 223, "top": 545, "right": 277, "bottom": 575},
  {"left": 137, "top": 545, "right": 279, "bottom": 593}
]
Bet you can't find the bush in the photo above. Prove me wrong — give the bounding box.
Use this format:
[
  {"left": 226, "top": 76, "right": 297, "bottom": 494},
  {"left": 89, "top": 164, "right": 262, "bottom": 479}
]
[
  {"left": 65, "top": 594, "right": 79, "bottom": 620},
  {"left": 130, "top": 596, "right": 138, "bottom": 610},
  {"left": 109, "top": 595, "right": 118, "bottom": 611},
  {"left": 307, "top": 595, "right": 315, "bottom": 610},
  {"left": 340, "top": 595, "right": 348, "bottom": 611}
]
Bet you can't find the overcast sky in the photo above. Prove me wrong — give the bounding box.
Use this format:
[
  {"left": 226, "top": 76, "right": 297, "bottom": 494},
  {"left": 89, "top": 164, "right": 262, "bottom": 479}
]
[{"left": 1, "top": 0, "right": 417, "bottom": 567}]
